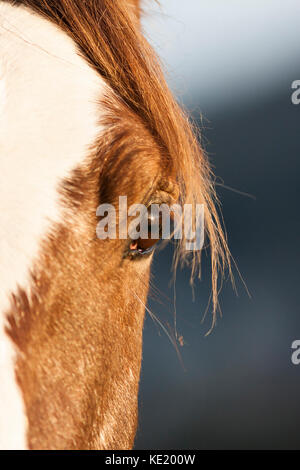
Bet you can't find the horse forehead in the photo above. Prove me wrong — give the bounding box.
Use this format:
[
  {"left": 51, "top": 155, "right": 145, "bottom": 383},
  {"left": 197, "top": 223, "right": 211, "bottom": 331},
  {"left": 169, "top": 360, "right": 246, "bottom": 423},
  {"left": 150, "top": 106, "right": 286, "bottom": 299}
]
[
  {"left": 0, "top": 2, "right": 106, "bottom": 449},
  {"left": 0, "top": 2, "right": 106, "bottom": 305}
]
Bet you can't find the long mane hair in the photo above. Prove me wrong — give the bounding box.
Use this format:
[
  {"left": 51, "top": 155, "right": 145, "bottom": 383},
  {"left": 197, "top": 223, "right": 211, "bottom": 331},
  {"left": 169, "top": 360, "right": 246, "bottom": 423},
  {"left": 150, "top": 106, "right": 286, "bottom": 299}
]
[{"left": 7, "top": 0, "right": 231, "bottom": 324}]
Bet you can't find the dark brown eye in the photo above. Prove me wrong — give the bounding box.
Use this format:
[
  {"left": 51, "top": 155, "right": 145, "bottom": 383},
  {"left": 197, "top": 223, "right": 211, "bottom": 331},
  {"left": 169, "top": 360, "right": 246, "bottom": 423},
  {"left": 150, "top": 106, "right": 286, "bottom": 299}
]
[{"left": 127, "top": 211, "right": 162, "bottom": 258}]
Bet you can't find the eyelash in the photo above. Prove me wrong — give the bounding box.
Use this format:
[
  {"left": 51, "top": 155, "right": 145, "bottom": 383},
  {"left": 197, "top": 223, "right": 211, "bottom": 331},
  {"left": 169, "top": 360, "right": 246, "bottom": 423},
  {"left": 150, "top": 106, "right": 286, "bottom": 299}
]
[{"left": 126, "top": 243, "right": 156, "bottom": 260}]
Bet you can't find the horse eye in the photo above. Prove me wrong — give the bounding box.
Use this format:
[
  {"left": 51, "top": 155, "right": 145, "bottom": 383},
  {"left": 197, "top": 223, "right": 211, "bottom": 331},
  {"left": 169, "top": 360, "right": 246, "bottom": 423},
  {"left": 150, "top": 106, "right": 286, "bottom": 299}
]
[{"left": 127, "top": 212, "right": 161, "bottom": 258}]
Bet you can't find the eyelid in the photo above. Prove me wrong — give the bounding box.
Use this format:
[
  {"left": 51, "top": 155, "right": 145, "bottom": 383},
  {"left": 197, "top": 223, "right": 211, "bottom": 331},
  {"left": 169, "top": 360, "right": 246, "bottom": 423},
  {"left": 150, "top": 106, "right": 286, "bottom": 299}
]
[
  {"left": 128, "top": 245, "right": 156, "bottom": 258},
  {"left": 123, "top": 243, "right": 156, "bottom": 260}
]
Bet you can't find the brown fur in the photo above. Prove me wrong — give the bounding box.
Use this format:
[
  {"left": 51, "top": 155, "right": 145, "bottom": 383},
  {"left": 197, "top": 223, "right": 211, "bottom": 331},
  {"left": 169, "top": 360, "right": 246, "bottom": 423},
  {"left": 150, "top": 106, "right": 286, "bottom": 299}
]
[{"left": 3, "top": 0, "right": 231, "bottom": 449}]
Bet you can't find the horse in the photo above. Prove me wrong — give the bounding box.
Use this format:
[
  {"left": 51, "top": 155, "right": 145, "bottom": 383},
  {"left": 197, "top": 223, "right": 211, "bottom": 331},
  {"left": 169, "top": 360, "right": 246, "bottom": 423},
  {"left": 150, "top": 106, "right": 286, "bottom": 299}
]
[{"left": 0, "top": 0, "right": 230, "bottom": 449}]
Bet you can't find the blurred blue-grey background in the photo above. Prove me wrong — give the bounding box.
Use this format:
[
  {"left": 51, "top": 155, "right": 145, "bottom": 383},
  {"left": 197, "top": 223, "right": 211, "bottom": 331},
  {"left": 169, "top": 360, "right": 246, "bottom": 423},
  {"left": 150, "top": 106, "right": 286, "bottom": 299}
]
[{"left": 134, "top": 0, "right": 300, "bottom": 450}]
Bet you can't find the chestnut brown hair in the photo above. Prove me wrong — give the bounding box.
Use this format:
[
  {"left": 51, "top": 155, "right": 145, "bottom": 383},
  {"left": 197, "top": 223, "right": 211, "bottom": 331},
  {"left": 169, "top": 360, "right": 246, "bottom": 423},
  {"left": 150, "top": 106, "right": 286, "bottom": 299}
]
[{"left": 8, "top": 0, "right": 231, "bottom": 323}]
